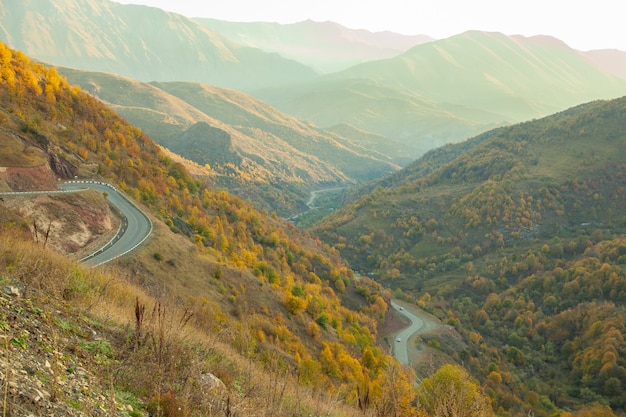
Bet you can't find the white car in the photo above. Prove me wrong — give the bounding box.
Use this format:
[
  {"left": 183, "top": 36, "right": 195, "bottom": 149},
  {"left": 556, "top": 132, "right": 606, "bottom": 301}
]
[{"left": 396, "top": 337, "right": 401, "bottom": 342}]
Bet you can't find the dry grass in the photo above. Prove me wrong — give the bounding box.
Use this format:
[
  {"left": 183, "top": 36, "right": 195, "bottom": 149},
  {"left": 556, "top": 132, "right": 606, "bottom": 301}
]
[
  {"left": 0, "top": 118, "right": 48, "bottom": 168},
  {"left": 0, "top": 232, "right": 365, "bottom": 416}
]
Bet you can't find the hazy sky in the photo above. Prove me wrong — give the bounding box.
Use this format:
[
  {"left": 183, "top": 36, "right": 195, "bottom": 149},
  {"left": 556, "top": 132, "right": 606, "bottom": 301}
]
[{"left": 113, "top": 0, "right": 625, "bottom": 52}]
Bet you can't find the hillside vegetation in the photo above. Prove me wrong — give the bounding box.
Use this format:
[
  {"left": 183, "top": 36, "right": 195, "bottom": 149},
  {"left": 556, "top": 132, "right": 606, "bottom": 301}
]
[
  {"left": 0, "top": 41, "right": 423, "bottom": 416},
  {"left": 313, "top": 96, "right": 626, "bottom": 415}
]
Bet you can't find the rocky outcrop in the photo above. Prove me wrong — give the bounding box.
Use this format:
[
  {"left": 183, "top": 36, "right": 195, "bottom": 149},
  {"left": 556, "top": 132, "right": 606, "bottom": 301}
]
[{"left": 48, "top": 150, "right": 78, "bottom": 180}]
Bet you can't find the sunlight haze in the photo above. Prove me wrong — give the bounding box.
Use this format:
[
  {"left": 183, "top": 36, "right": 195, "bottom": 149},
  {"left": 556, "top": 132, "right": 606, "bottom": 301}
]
[{"left": 113, "top": 0, "right": 626, "bottom": 51}]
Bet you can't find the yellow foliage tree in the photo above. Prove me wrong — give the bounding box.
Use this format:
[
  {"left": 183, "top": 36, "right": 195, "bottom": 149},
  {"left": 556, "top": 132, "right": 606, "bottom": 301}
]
[
  {"left": 371, "top": 360, "right": 416, "bottom": 417},
  {"left": 417, "top": 363, "right": 494, "bottom": 417}
]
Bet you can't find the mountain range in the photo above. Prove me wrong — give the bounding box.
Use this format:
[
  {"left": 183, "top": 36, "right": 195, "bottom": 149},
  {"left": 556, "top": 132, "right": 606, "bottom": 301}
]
[
  {"left": 0, "top": 0, "right": 318, "bottom": 91},
  {"left": 195, "top": 18, "right": 433, "bottom": 73},
  {"left": 58, "top": 67, "right": 401, "bottom": 216},
  {"left": 256, "top": 31, "right": 626, "bottom": 154},
  {"left": 3, "top": 0, "right": 625, "bottom": 168},
  {"left": 2, "top": 0, "right": 626, "bottom": 413}
]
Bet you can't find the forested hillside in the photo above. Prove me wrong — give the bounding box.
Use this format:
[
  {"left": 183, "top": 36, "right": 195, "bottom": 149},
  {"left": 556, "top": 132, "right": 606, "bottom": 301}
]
[
  {"left": 313, "top": 97, "right": 626, "bottom": 415},
  {"left": 0, "top": 41, "right": 420, "bottom": 416}
]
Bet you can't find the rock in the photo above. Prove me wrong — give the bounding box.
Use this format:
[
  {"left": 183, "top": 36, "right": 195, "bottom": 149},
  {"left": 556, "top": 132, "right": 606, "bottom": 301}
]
[
  {"left": 3, "top": 285, "right": 20, "bottom": 297},
  {"left": 48, "top": 150, "right": 78, "bottom": 179},
  {"left": 200, "top": 372, "right": 227, "bottom": 391},
  {"left": 170, "top": 216, "right": 195, "bottom": 237},
  {"left": 29, "top": 388, "right": 49, "bottom": 403}
]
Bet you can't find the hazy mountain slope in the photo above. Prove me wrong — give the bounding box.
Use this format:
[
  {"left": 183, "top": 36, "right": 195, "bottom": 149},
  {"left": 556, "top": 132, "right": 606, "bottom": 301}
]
[
  {"left": 196, "top": 18, "right": 433, "bottom": 73},
  {"left": 259, "top": 76, "right": 507, "bottom": 150},
  {"left": 312, "top": 96, "right": 626, "bottom": 414},
  {"left": 256, "top": 32, "right": 626, "bottom": 157},
  {"left": 59, "top": 68, "right": 400, "bottom": 216},
  {"left": 0, "top": 0, "right": 318, "bottom": 91},
  {"left": 582, "top": 48, "right": 626, "bottom": 80},
  {"left": 152, "top": 81, "right": 400, "bottom": 175},
  {"left": 326, "top": 123, "right": 418, "bottom": 165}
]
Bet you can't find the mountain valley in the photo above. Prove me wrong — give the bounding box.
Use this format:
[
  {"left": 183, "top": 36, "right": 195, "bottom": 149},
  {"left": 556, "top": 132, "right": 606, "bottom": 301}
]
[{"left": 1, "top": 0, "right": 626, "bottom": 415}]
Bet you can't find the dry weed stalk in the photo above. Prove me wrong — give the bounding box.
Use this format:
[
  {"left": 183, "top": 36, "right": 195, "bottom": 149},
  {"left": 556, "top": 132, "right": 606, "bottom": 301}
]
[
  {"left": 2, "top": 336, "right": 8, "bottom": 417},
  {"left": 134, "top": 296, "right": 145, "bottom": 351}
]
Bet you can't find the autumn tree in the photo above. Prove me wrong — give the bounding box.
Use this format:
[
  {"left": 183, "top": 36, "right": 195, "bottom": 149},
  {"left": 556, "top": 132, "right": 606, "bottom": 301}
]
[
  {"left": 417, "top": 364, "right": 494, "bottom": 417},
  {"left": 371, "top": 361, "right": 417, "bottom": 417}
]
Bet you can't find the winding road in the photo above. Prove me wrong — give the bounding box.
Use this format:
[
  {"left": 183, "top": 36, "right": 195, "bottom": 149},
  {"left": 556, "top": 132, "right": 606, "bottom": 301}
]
[
  {"left": 391, "top": 300, "right": 437, "bottom": 366},
  {"left": 306, "top": 186, "right": 348, "bottom": 209},
  {"left": 58, "top": 182, "right": 152, "bottom": 267},
  {"left": 1, "top": 181, "right": 152, "bottom": 266}
]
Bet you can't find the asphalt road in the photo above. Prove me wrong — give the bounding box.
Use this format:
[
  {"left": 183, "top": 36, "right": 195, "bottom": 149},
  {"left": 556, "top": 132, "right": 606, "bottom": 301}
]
[
  {"left": 59, "top": 182, "right": 152, "bottom": 266},
  {"left": 391, "top": 300, "right": 427, "bottom": 366}
]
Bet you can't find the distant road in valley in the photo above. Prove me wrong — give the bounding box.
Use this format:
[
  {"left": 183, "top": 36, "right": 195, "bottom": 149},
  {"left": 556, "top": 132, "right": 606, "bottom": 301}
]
[
  {"left": 306, "top": 186, "right": 348, "bottom": 209},
  {"left": 59, "top": 182, "right": 152, "bottom": 266},
  {"left": 391, "top": 300, "right": 440, "bottom": 366}
]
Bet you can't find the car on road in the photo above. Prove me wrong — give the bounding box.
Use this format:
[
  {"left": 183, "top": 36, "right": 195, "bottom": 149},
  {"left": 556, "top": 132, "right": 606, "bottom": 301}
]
[
  {"left": 396, "top": 337, "right": 401, "bottom": 342},
  {"left": 399, "top": 306, "right": 403, "bottom": 310}
]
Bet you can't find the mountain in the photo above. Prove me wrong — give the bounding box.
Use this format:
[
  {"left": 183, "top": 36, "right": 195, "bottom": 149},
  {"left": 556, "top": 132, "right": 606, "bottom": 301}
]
[
  {"left": 59, "top": 68, "right": 400, "bottom": 216},
  {"left": 312, "top": 96, "right": 626, "bottom": 414},
  {"left": 0, "top": 0, "right": 319, "bottom": 91},
  {"left": 0, "top": 40, "right": 422, "bottom": 416},
  {"left": 256, "top": 31, "right": 626, "bottom": 157},
  {"left": 582, "top": 49, "right": 626, "bottom": 80},
  {"left": 195, "top": 18, "right": 434, "bottom": 73}
]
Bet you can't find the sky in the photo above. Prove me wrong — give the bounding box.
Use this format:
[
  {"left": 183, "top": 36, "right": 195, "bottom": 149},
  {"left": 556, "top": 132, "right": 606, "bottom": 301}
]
[{"left": 113, "top": 0, "right": 626, "bottom": 52}]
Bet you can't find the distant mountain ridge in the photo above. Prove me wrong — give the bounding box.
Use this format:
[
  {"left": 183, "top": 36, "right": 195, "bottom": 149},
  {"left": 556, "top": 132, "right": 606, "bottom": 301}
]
[
  {"left": 0, "top": 0, "right": 319, "bottom": 91},
  {"left": 256, "top": 31, "right": 626, "bottom": 157},
  {"left": 582, "top": 49, "right": 626, "bottom": 80},
  {"left": 195, "top": 18, "right": 434, "bottom": 73}
]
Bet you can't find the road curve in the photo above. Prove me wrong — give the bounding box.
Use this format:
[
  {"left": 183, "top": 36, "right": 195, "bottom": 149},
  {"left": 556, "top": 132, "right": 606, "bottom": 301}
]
[
  {"left": 306, "top": 186, "right": 348, "bottom": 209},
  {"left": 59, "top": 182, "right": 152, "bottom": 267},
  {"left": 391, "top": 300, "right": 427, "bottom": 366}
]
